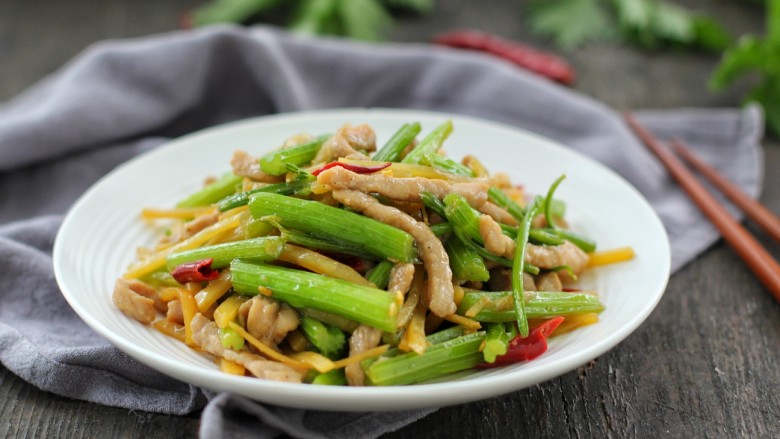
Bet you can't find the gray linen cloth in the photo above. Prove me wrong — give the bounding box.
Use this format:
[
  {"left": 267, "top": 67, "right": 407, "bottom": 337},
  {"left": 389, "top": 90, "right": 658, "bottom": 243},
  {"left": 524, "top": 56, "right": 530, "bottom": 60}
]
[{"left": 0, "top": 25, "right": 763, "bottom": 438}]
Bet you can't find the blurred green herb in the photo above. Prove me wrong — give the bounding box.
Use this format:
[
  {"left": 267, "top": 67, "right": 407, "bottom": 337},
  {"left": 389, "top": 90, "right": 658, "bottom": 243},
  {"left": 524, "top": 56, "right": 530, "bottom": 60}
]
[
  {"left": 710, "top": 0, "right": 780, "bottom": 136},
  {"left": 528, "top": 0, "right": 731, "bottom": 51},
  {"left": 189, "top": 0, "right": 432, "bottom": 40}
]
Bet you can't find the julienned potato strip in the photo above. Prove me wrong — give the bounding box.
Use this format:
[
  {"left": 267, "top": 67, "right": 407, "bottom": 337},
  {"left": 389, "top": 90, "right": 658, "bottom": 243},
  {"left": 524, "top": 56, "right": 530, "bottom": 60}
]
[{"left": 114, "top": 121, "right": 633, "bottom": 386}]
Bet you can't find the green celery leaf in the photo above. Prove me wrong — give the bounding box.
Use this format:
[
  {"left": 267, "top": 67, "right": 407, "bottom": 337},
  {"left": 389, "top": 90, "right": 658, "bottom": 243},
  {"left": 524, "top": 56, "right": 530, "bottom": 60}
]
[
  {"left": 192, "top": 0, "right": 282, "bottom": 26},
  {"left": 530, "top": 0, "right": 614, "bottom": 49}
]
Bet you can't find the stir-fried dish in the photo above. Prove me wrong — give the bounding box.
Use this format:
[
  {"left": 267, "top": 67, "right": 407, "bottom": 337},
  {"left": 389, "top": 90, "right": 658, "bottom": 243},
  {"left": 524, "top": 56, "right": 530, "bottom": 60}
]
[{"left": 113, "top": 121, "right": 634, "bottom": 386}]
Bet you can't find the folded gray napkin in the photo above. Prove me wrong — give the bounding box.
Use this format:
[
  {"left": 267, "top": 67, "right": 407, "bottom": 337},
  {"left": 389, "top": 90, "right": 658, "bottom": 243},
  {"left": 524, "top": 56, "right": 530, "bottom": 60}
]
[{"left": 0, "top": 25, "right": 762, "bottom": 438}]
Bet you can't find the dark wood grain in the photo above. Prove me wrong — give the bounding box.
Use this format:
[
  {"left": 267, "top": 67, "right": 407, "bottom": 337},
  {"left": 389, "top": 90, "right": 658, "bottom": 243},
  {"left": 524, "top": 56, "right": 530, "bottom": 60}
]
[{"left": 2, "top": 1, "right": 778, "bottom": 438}]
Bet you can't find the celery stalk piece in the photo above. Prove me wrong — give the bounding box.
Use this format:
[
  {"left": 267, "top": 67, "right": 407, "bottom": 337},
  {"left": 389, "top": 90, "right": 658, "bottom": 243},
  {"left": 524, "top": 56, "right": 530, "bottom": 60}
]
[
  {"left": 550, "top": 199, "right": 566, "bottom": 219},
  {"left": 365, "top": 332, "right": 486, "bottom": 386},
  {"left": 361, "top": 325, "right": 467, "bottom": 370},
  {"left": 248, "top": 192, "right": 416, "bottom": 262},
  {"left": 487, "top": 186, "right": 525, "bottom": 222},
  {"left": 443, "top": 193, "right": 484, "bottom": 243},
  {"left": 503, "top": 224, "right": 595, "bottom": 253},
  {"left": 421, "top": 154, "right": 474, "bottom": 177},
  {"left": 482, "top": 323, "right": 509, "bottom": 363},
  {"left": 365, "top": 260, "right": 394, "bottom": 290},
  {"left": 311, "top": 368, "right": 347, "bottom": 386},
  {"left": 401, "top": 120, "right": 453, "bottom": 164},
  {"left": 420, "top": 191, "right": 448, "bottom": 218},
  {"left": 442, "top": 193, "right": 538, "bottom": 273},
  {"left": 166, "top": 237, "right": 284, "bottom": 271},
  {"left": 217, "top": 177, "right": 314, "bottom": 212},
  {"left": 545, "top": 229, "right": 597, "bottom": 253},
  {"left": 300, "top": 308, "right": 359, "bottom": 333},
  {"left": 282, "top": 229, "right": 377, "bottom": 261},
  {"left": 372, "top": 122, "right": 422, "bottom": 162},
  {"left": 446, "top": 236, "right": 489, "bottom": 282},
  {"left": 430, "top": 222, "right": 453, "bottom": 237},
  {"left": 259, "top": 134, "right": 329, "bottom": 176},
  {"left": 502, "top": 225, "right": 595, "bottom": 252},
  {"left": 177, "top": 172, "right": 242, "bottom": 208},
  {"left": 457, "top": 291, "right": 605, "bottom": 322},
  {"left": 219, "top": 326, "right": 245, "bottom": 350},
  {"left": 544, "top": 175, "right": 566, "bottom": 230},
  {"left": 513, "top": 197, "right": 542, "bottom": 337},
  {"left": 528, "top": 229, "right": 565, "bottom": 246},
  {"left": 230, "top": 261, "right": 398, "bottom": 332},
  {"left": 300, "top": 317, "right": 346, "bottom": 360},
  {"left": 243, "top": 217, "right": 278, "bottom": 239}
]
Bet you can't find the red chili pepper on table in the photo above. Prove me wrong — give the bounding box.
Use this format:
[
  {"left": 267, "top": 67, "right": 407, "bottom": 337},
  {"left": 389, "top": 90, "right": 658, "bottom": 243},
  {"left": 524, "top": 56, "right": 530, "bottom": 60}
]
[
  {"left": 311, "top": 161, "right": 392, "bottom": 176},
  {"left": 171, "top": 258, "right": 220, "bottom": 283},
  {"left": 477, "top": 316, "right": 565, "bottom": 368},
  {"left": 433, "top": 30, "right": 575, "bottom": 85}
]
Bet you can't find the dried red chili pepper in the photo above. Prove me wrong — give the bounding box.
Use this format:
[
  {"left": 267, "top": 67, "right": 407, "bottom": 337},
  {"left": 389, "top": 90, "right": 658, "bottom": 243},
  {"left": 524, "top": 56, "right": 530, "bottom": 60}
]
[
  {"left": 171, "top": 258, "right": 219, "bottom": 283},
  {"left": 477, "top": 316, "right": 565, "bottom": 368},
  {"left": 433, "top": 30, "right": 575, "bottom": 85},
  {"left": 311, "top": 161, "right": 392, "bottom": 176}
]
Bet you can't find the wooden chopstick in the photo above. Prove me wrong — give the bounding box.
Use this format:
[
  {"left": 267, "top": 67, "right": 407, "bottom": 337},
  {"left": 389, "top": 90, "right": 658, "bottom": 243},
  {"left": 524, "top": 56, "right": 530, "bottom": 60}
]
[
  {"left": 670, "top": 139, "right": 780, "bottom": 244},
  {"left": 624, "top": 113, "right": 780, "bottom": 303}
]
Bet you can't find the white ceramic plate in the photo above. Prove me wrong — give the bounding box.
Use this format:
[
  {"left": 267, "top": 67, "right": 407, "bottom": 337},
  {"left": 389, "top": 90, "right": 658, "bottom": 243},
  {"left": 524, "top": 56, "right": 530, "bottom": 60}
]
[{"left": 54, "top": 108, "right": 670, "bottom": 411}]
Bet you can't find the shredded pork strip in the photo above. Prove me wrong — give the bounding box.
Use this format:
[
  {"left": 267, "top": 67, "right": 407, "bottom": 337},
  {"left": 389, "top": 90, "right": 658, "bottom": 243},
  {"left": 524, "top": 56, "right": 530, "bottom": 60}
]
[
  {"left": 525, "top": 241, "right": 589, "bottom": 275},
  {"left": 479, "top": 214, "right": 515, "bottom": 259},
  {"left": 345, "top": 325, "right": 383, "bottom": 386},
  {"left": 479, "top": 214, "right": 589, "bottom": 276},
  {"left": 535, "top": 271, "right": 563, "bottom": 291},
  {"left": 112, "top": 279, "right": 160, "bottom": 324},
  {"left": 478, "top": 202, "right": 518, "bottom": 226},
  {"left": 339, "top": 123, "right": 377, "bottom": 152},
  {"left": 230, "top": 150, "right": 280, "bottom": 183},
  {"left": 113, "top": 279, "right": 157, "bottom": 324},
  {"left": 238, "top": 296, "right": 299, "bottom": 349},
  {"left": 345, "top": 262, "right": 413, "bottom": 386},
  {"left": 388, "top": 262, "right": 415, "bottom": 296},
  {"left": 166, "top": 299, "right": 184, "bottom": 325},
  {"left": 317, "top": 167, "right": 489, "bottom": 209},
  {"left": 313, "top": 134, "right": 368, "bottom": 164},
  {"left": 486, "top": 268, "right": 536, "bottom": 291},
  {"left": 191, "top": 314, "right": 302, "bottom": 383},
  {"left": 161, "top": 210, "right": 220, "bottom": 245},
  {"left": 331, "top": 189, "right": 456, "bottom": 317},
  {"left": 313, "top": 124, "right": 376, "bottom": 164}
]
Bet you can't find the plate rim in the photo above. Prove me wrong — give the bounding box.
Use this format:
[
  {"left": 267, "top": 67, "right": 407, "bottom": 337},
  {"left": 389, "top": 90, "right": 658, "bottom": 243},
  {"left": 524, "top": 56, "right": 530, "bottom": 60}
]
[{"left": 53, "top": 107, "right": 671, "bottom": 411}]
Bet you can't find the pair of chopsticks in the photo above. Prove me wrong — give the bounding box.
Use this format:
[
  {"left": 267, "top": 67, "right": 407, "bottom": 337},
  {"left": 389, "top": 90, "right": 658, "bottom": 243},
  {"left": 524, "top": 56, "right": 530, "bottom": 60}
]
[{"left": 624, "top": 114, "right": 780, "bottom": 304}]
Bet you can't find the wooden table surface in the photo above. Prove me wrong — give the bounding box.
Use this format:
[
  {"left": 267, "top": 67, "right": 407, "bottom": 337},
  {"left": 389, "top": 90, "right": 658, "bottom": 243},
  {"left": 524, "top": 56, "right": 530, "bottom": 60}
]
[{"left": 2, "top": 1, "right": 778, "bottom": 438}]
